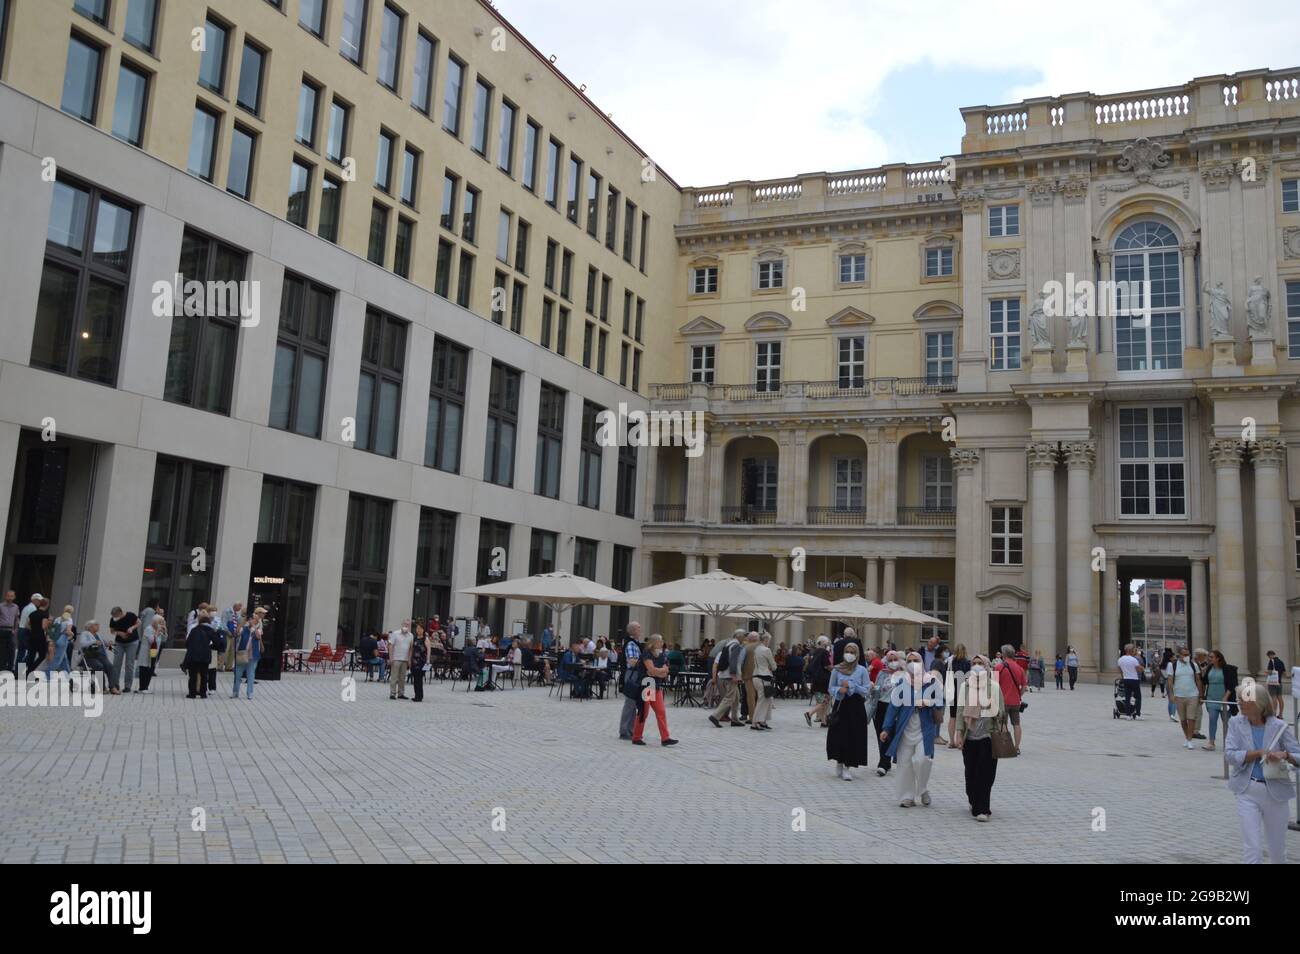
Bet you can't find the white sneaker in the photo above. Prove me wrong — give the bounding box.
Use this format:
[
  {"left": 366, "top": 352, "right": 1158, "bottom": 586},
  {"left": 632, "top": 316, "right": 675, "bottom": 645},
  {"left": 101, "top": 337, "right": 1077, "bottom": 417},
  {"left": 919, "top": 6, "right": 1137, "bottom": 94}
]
[
  {"left": 1184, "top": 741, "right": 1195, "bottom": 749},
  {"left": 1169, "top": 715, "right": 1178, "bottom": 722},
  {"left": 841, "top": 768, "right": 853, "bottom": 781},
  {"left": 975, "top": 813, "right": 990, "bottom": 822},
  {"left": 835, "top": 763, "right": 845, "bottom": 779},
  {"left": 876, "top": 768, "right": 887, "bottom": 777},
  {"left": 921, "top": 791, "right": 931, "bottom": 806},
  {"left": 899, "top": 798, "right": 915, "bottom": 808}
]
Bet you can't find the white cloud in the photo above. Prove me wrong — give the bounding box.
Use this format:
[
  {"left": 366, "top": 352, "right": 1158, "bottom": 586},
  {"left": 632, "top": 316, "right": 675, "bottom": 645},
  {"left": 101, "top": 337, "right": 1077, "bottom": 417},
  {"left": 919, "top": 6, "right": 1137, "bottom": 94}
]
[{"left": 498, "top": 0, "right": 1300, "bottom": 185}]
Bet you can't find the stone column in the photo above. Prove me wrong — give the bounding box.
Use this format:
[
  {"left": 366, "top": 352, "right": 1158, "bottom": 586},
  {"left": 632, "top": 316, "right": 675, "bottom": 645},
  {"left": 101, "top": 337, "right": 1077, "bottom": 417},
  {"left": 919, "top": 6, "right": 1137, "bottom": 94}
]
[
  {"left": 775, "top": 555, "right": 790, "bottom": 644},
  {"left": 1101, "top": 555, "right": 1120, "bottom": 670},
  {"left": 882, "top": 557, "right": 897, "bottom": 648},
  {"left": 79, "top": 446, "right": 157, "bottom": 628},
  {"left": 791, "top": 561, "right": 806, "bottom": 645},
  {"left": 1064, "top": 441, "right": 1096, "bottom": 676},
  {"left": 705, "top": 554, "right": 720, "bottom": 641},
  {"left": 880, "top": 430, "right": 900, "bottom": 525},
  {"left": 705, "top": 431, "right": 725, "bottom": 523},
  {"left": 1251, "top": 439, "right": 1288, "bottom": 671},
  {"left": 1209, "top": 439, "right": 1247, "bottom": 665},
  {"left": 951, "top": 448, "right": 980, "bottom": 651},
  {"left": 1097, "top": 252, "right": 1113, "bottom": 353},
  {"left": 864, "top": 556, "right": 879, "bottom": 647},
  {"left": 1028, "top": 442, "right": 1059, "bottom": 659},
  {"left": 790, "top": 429, "right": 809, "bottom": 525},
  {"left": 1191, "top": 558, "right": 1209, "bottom": 652},
  {"left": 1179, "top": 244, "right": 1199, "bottom": 348},
  {"left": 682, "top": 554, "right": 701, "bottom": 647}
]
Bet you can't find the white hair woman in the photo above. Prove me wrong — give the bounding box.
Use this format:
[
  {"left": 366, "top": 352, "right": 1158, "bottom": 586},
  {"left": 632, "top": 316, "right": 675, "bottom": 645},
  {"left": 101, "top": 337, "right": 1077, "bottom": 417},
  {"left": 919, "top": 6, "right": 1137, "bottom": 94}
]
[
  {"left": 879, "top": 650, "right": 944, "bottom": 807},
  {"left": 1224, "top": 681, "right": 1300, "bottom": 863},
  {"left": 137, "top": 611, "right": 165, "bottom": 693},
  {"left": 750, "top": 632, "right": 777, "bottom": 730},
  {"left": 804, "top": 635, "right": 833, "bottom": 727}
]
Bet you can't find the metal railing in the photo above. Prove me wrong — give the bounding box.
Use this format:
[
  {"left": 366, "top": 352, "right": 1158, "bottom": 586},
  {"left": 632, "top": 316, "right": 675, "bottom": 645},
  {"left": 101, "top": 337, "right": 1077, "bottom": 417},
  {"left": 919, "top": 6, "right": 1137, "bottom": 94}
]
[
  {"left": 652, "top": 503, "right": 686, "bottom": 523},
  {"left": 807, "top": 506, "right": 867, "bottom": 525},
  {"left": 897, "top": 506, "right": 956, "bottom": 527},
  {"left": 721, "top": 506, "right": 778, "bottom": 525},
  {"left": 649, "top": 375, "right": 957, "bottom": 403},
  {"left": 896, "top": 375, "right": 957, "bottom": 395}
]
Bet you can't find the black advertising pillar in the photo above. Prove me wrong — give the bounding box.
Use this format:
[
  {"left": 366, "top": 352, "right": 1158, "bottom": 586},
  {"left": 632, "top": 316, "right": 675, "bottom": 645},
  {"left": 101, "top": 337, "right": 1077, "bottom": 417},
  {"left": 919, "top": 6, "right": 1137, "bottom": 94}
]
[{"left": 249, "top": 543, "right": 290, "bottom": 681}]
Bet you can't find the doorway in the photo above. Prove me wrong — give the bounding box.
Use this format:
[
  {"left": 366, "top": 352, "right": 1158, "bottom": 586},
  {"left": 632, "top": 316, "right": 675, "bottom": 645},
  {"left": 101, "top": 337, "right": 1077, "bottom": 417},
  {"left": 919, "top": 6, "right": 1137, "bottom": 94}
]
[{"left": 988, "top": 613, "right": 1024, "bottom": 659}]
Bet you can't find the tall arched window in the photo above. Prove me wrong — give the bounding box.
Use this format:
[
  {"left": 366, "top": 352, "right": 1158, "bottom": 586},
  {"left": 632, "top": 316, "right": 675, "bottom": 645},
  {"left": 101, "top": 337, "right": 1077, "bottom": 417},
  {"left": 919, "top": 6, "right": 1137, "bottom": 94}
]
[{"left": 1113, "top": 221, "right": 1182, "bottom": 372}]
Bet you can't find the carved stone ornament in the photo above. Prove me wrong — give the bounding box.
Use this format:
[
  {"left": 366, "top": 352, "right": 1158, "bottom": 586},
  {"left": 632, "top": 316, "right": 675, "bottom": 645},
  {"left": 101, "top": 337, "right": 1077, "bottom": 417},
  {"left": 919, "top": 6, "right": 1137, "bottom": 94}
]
[
  {"left": 1207, "top": 439, "right": 1243, "bottom": 468},
  {"left": 1284, "top": 227, "right": 1300, "bottom": 260},
  {"left": 1251, "top": 439, "right": 1286, "bottom": 468},
  {"left": 1060, "top": 178, "right": 1089, "bottom": 203},
  {"left": 1200, "top": 161, "right": 1236, "bottom": 191},
  {"left": 1029, "top": 180, "right": 1057, "bottom": 206},
  {"left": 958, "top": 189, "right": 984, "bottom": 214},
  {"left": 987, "top": 249, "right": 1021, "bottom": 280},
  {"left": 949, "top": 447, "right": 980, "bottom": 473},
  {"left": 1117, "top": 138, "right": 1170, "bottom": 182},
  {"left": 1063, "top": 441, "right": 1096, "bottom": 471},
  {"left": 1027, "top": 441, "right": 1060, "bottom": 469},
  {"left": 1246, "top": 277, "right": 1272, "bottom": 339}
]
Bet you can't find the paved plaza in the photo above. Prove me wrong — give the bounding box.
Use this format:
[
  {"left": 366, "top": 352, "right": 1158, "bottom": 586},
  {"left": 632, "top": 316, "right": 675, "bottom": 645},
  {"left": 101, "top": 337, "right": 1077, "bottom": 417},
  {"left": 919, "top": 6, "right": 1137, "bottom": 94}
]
[{"left": 0, "top": 669, "right": 1295, "bottom": 864}]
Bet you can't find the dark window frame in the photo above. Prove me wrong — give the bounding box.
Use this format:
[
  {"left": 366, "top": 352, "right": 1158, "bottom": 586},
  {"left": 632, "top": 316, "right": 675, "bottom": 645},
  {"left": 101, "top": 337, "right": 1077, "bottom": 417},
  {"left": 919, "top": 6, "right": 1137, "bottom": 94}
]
[
  {"left": 355, "top": 308, "right": 406, "bottom": 457},
  {"left": 484, "top": 361, "right": 521, "bottom": 487},
  {"left": 534, "top": 382, "right": 565, "bottom": 499},
  {"left": 270, "top": 271, "right": 334, "bottom": 439},
  {"left": 426, "top": 336, "right": 468, "bottom": 473}
]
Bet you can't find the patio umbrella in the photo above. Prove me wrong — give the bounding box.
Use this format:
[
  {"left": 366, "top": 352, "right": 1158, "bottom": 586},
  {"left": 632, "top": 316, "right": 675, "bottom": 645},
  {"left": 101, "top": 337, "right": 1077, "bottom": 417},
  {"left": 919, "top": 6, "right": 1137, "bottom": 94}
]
[
  {"left": 875, "top": 601, "right": 949, "bottom": 627},
  {"left": 459, "top": 570, "right": 659, "bottom": 646},
  {"left": 666, "top": 580, "right": 837, "bottom": 631},
  {"left": 624, "top": 570, "right": 812, "bottom": 643}
]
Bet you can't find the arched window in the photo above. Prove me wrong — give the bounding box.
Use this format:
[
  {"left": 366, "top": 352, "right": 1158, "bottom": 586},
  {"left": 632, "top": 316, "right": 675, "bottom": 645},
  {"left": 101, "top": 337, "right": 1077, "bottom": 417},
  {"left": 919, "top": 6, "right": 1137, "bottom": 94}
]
[{"left": 1113, "top": 221, "right": 1182, "bottom": 371}]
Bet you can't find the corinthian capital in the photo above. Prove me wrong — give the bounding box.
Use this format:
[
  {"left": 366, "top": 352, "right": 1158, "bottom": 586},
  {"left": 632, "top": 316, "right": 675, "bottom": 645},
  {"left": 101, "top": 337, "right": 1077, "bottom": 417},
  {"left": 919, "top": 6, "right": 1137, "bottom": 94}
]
[
  {"left": 1063, "top": 440, "right": 1096, "bottom": 471},
  {"left": 1207, "top": 439, "right": 1243, "bottom": 468},
  {"left": 949, "top": 447, "right": 980, "bottom": 474},
  {"left": 1250, "top": 438, "right": 1287, "bottom": 468},
  {"left": 1027, "top": 441, "right": 1060, "bottom": 470}
]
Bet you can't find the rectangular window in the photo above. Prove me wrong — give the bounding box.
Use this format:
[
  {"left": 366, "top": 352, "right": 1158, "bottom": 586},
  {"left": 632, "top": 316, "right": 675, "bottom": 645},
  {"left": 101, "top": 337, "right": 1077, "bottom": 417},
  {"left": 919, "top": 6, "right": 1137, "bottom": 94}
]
[
  {"left": 609, "top": 544, "right": 634, "bottom": 638},
  {"left": 377, "top": 3, "right": 403, "bottom": 90},
  {"left": 556, "top": 307, "right": 569, "bottom": 357},
  {"left": 74, "top": 0, "right": 109, "bottom": 25},
  {"left": 640, "top": 212, "right": 649, "bottom": 272},
  {"left": 586, "top": 169, "right": 601, "bottom": 237},
  {"left": 545, "top": 138, "right": 561, "bottom": 207},
  {"left": 616, "top": 444, "right": 637, "bottom": 518},
  {"left": 579, "top": 401, "right": 605, "bottom": 509},
  {"left": 434, "top": 239, "right": 453, "bottom": 297},
  {"left": 622, "top": 290, "right": 633, "bottom": 335},
  {"left": 61, "top": 33, "right": 102, "bottom": 122},
  {"left": 541, "top": 298, "right": 554, "bottom": 349},
  {"left": 257, "top": 477, "right": 317, "bottom": 648},
  {"left": 440, "top": 171, "right": 459, "bottom": 232},
  {"left": 515, "top": 219, "right": 530, "bottom": 274},
  {"left": 989, "top": 298, "right": 1022, "bottom": 371},
  {"left": 600, "top": 276, "right": 611, "bottom": 323},
  {"left": 925, "top": 247, "right": 954, "bottom": 277},
  {"left": 922, "top": 455, "right": 954, "bottom": 510},
  {"left": 296, "top": 78, "right": 321, "bottom": 147},
  {"left": 534, "top": 382, "right": 565, "bottom": 498},
  {"left": 164, "top": 228, "right": 247, "bottom": 415},
  {"left": 510, "top": 281, "right": 525, "bottom": 334},
  {"left": 990, "top": 506, "right": 1024, "bottom": 565},
  {"left": 485, "top": 362, "right": 521, "bottom": 486},
  {"left": 198, "top": 17, "right": 229, "bottom": 94},
  {"left": 1114, "top": 241, "right": 1182, "bottom": 372},
  {"left": 544, "top": 239, "right": 558, "bottom": 290},
  {"left": 619, "top": 342, "right": 629, "bottom": 386},
  {"left": 1286, "top": 281, "right": 1300, "bottom": 359},
  {"left": 755, "top": 341, "right": 781, "bottom": 392},
  {"left": 356, "top": 309, "right": 406, "bottom": 456},
  {"left": 412, "top": 30, "right": 435, "bottom": 114},
  {"left": 498, "top": 99, "right": 516, "bottom": 175},
  {"left": 834, "top": 457, "right": 864, "bottom": 510},
  {"left": 426, "top": 337, "right": 468, "bottom": 473},
  {"left": 757, "top": 259, "right": 784, "bottom": 289},
  {"left": 400, "top": 145, "right": 420, "bottom": 206},
  {"left": 32, "top": 178, "right": 135, "bottom": 386},
  {"left": 326, "top": 98, "right": 350, "bottom": 164},
  {"left": 839, "top": 253, "right": 866, "bottom": 284},
  {"left": 300, "top": 0, "right": 327, "bottom": 37},
  {"left": 920, "top": 584, "right": 950, "bottom": 642},
  {"left": 988, "top": 204, "right": 1020, "bottom": 237},
  {"left": 412, "top": 507, "right": 456, "bottom": 626},
  {"left": 585, "top": 267, "right": 598, "bottom": 315},
  {"left": 474, "top": 519, "right": 512, "bottom": 634},
  {"left": 597, "top": 329, "right": 608, "bottom": 374},
  {"left": 339, "top": 0, "right": 368, "bottom": 65},
  {"left": 227, "top": 124, "right": 257, "bottom": 200},
  {"left": 635, "top": 298, "right": 644, "bottom": 343},
  {"left": 237, "top": 39, "right": 266, "bottom": 115},
  {"left": 582, "top": 321, "right": 594, "bottom": 369},
  {"left": 1118, "top": 406, "right": 1186, "bottom": 517},
  {"left": 623, "top": 198, "right": 636, "bottom": 261},
  {"left": 837, "top": 335, "right": 866, "bottom": 388},
  {"left": 691, "top": 266, "right": 718, "bottom": 295},
  {"left": 187, "top": 104, "right": 220, "bottom": 182},
  {"left": 571, "top": 538, "right": 598, "bottom": 634},
  {"left": 471, "top": 77, "right": 492, "bottom": 156},
  {"left": 496, "top": 209, "right": 512, "bottom": 262},
  {"left": 1294, "top": 509, "right": 1300, "bottom": 571},
  {"left": 690, "top": 344, "right": 715, "bottom": 384},
  {"left": 338, "top": 493, "right": 392, "bottom": 646},
  {"left": 456, "top": 249, "right": 474, "bottom": 308},
  {"left": 367, "top": 202, "right": 389, "bottom": 266},
  {"left": 141, "top": 458, "right": 223, "bottom": 645},
  {"left": 740, "top": 457, "right": 778, "bottom": 512},
  {"left": 461, "top": 185, "right": 479, "bottom": 243},
  {"left": 492, "top": 270, "right": 507, "bottom": 324},
  {"left": 525, "top": 528, "right": 558, "bottom": 636},
  {"left": 394, "top": 216, "right": 414, "bottom": 279},
  {"left": 124, "top": 0, "right": 159, "bottom": 53},
  {"left": 270, "top": 272, "right": 333, "bottom": 438},
  {"left": 560, "top": 248, "right": 573, "bottom": 299},
  {"left": 375, "top": 128, "right": 395, "bottom": 191},
  {"left": 1283, "top": 179, "right": 1298, "bottom": 214},
  {"left": 522, "top": 119, "right": 540, "bottom": 192},
  {"left": 111, "top": 60, "right": 150, "bottom": 147},
  {"left": 566, "top": 155, "right": 583, "bottom": 223},
  {"left": 287, "top": 158, "right": 313, "bottom": 227},
  {"left": 442, "top": 55, "right": 464, "bottom": 135},
  {"left": 632, "top": 349, "right": 641, "bottom": 392},
  {"left": 925, "top": 330, "right": 955, "bottom": 384}
]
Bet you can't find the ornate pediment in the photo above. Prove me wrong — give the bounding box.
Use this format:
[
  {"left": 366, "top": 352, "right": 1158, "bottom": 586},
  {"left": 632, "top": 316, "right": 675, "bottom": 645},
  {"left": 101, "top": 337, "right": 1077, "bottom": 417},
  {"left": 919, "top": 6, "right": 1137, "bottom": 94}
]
[
  {"left": 826, "top": 306, "right": 876, "bottom": 327},
  {"left": 976, "top": 583, "right": 1032, "bottom": 602},
  {"left": 679, "top": 315, "right": 725, "bottom": 336},
  {"left": 913, "top": 300, "right": 963, "bottom": 322},
  {"left": 1118, "top": 138, "right": 1170, "bottom": 182},
  {"left": 744, "top": 311, "right": 792, "bottom": 332}
]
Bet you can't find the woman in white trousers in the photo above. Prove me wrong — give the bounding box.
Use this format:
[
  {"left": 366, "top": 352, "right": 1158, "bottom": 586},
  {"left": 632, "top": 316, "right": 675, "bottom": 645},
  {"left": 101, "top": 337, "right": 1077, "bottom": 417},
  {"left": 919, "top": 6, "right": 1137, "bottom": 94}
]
[{"left": 1224, "top": 690, "right": 1300, "bottom": 864}]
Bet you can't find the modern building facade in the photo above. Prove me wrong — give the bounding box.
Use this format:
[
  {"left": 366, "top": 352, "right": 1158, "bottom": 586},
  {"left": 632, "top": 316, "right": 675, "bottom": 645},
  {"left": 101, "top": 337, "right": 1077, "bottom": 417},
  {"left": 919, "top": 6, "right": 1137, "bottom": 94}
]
[
  {"left": 0, "top": 0, "right": 676, "bottom": 647},
  {"left": 2, "top": 3, "right": 1299, "bottom": 678}
]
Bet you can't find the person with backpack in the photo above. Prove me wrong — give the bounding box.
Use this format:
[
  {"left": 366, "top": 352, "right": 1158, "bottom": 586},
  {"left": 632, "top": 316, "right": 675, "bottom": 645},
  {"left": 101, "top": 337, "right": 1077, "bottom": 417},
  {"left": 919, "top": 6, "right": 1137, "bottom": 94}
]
[
  {"left": 707, "top": 629, "right": 747, "bottom": 728},
  {"left": 1167, "top": 645, "right": 1203, "bottom": 749},
  {"left": 231, "top": 609, "right": 264, "bottom": 699},
  {"left": 616, "top": 622, "right": 644, "bottom": 739}
]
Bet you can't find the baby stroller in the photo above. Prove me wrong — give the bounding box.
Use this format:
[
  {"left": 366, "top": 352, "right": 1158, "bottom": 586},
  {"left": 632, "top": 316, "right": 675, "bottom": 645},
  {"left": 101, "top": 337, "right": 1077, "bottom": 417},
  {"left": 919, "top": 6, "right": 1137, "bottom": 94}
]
[{"left": 1113, "top": 679, "right": 1137, "bottom": 719}]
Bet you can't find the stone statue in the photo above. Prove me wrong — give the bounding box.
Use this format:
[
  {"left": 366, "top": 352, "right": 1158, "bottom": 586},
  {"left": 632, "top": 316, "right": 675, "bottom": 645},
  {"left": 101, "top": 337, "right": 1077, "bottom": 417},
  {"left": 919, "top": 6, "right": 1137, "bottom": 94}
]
[
  {"left": 1067, "top": 289, "right": 1088, "bottom": 347},
  {"left": 1246, "top": 276, "right": 1271, "bottom": 338},
  {"left": 1204, "top": 281, "right": 1232, "bottom": 340},
  {"left": 1028, "top": 292, "right": 1051, "bottom": 348}
]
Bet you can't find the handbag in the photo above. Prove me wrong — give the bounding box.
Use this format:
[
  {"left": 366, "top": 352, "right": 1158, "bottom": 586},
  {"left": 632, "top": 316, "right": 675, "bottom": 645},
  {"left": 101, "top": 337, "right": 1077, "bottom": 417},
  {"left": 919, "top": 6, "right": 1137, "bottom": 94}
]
[
  {"left": 990, "top": 704, "right": 1018, "bottom": 758},
  {"left": 1261, "top": 722, "right": 1294, "bottom": 781},
  {"left": 759, "top": 675, "right": 775, "bottom": 699},
  {"left": 824, "top": 702, "right": 840, "bottom": 728}
]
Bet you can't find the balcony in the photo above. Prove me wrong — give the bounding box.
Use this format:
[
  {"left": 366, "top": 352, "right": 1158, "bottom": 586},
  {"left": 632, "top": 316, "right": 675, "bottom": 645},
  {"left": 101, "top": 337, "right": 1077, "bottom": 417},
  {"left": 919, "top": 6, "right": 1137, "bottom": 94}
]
[
  {"left": 649, "top": 375, "right": 956, "bottom": 406},
  {"left": 807, "top": 506, "right": 866, "bottom": 526},
  {"left": 721, "top": 506, "right": 778, "bottom": 525},
  {"left": 652, "top": 503, "right": 686, "bottom": 523},
  {"left": 897, "top": 506, "right": 956, "bottom": 527}
]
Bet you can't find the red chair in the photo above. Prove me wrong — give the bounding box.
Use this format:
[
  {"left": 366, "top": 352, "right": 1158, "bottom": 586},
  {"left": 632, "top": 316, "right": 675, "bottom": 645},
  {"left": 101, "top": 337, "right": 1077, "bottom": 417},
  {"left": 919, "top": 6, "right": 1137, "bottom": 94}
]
[{"left": 303, "top": 647, "right": 326, "bottom": 672}]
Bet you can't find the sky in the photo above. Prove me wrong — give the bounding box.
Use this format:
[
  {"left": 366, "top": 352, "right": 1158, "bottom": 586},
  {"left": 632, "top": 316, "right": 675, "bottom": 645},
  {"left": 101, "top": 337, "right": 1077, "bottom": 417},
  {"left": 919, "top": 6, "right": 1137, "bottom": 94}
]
[{"left": 498, "top": 0, "right": 1300, "bottom": 186}]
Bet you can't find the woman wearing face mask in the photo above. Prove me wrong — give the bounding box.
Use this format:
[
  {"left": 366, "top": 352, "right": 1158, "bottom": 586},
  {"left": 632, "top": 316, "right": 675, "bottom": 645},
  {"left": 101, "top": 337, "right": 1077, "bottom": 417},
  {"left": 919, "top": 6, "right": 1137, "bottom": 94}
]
[
  {"left": 955, "top": 654, "right": 1001, "bottom": 821},
  {"left": 880, "top": 651, "right": 943, "bottom": 807},
  {"left": 825, "top": 644, "right": 872, "bottom": 780},
  {"left": 871, "top": 651, "right": 904, "bottom": 776}
]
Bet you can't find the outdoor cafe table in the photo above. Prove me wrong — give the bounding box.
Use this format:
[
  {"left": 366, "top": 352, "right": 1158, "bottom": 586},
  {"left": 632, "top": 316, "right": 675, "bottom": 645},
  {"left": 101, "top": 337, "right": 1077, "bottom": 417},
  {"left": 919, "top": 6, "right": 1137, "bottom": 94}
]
[
  {"left": 578, "top": 665, "right": 609, "bottom": 698},
  {"left": 672, "top": 669, "right": 710, "bottom": 707},
  {"left": 281, "top": 649, "right": 305, "bottom": 672}
]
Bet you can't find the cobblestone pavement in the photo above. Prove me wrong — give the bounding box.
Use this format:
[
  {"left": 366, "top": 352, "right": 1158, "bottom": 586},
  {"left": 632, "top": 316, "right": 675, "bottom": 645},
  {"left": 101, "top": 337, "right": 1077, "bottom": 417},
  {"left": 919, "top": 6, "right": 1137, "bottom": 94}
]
[{"left": 0, "top": 669, "right": 1295, "bottom": 863}]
